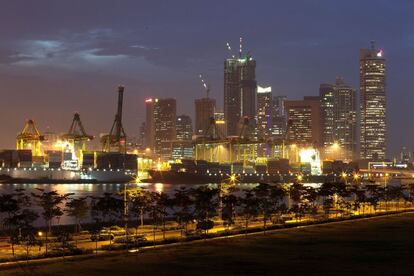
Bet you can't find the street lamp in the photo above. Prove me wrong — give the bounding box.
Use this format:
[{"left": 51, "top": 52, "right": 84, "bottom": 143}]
[{"left": 341, "top": 172, "right": 348, "bottom": 184}]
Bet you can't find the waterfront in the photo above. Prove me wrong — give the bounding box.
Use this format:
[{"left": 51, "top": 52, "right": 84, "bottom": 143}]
[{"left": 0, "top": 182, "right": 264, "bottom": 225}]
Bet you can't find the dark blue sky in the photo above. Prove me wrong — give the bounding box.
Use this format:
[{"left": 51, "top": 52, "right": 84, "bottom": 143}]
[{"left": 0, "top": 0, "right": 413, "bottom": 156}]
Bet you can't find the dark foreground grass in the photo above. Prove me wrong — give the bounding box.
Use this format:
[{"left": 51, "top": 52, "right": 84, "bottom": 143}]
[{"left": 4, "top": 213, "right": 414, "bottom": 276}]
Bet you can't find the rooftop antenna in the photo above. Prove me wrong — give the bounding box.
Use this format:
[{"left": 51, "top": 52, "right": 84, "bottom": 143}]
[
  {"left": 239, "top": 36, "right": 243, "bottom": 58},
  {"left": 199, "top": 74, "right": 210, "bottom": 98}
]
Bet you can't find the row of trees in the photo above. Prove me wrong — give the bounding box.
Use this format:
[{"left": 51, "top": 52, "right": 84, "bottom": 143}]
[{"left": 0, "top": 182, "right": 413, "bottom": 257}]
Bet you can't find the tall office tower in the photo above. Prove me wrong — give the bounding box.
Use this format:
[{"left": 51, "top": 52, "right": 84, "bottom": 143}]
[
  {"left": 224, "top": 54, "right": 257, "bottom": 136},
  {"left": 138, "top": 122, "right": 146, "bottom": 149},
  {"left": 256, "top": 85, "right": 272, "bottom": 140},
  {"left": 334, "top": 78, "right": 357, "bottom": 160},
  {"left": 271, "top": 96, "right": 287, "bottom": 140},
  {"left": 145, "top": 98, "right": 177, "bottom": 160},
  {"left": 360, "top": 42, "right": 386, "bottom": 160},
  {"left": 194, "top": 98, "right": 216, "bottom": 135},
  {"left": 320, "top": 84, "right": 335, "bottom": 149},
  {"left": 320, "top": 78, "right": 357, "bottom": 160},
  {"left": 172, "top": 114, "right": 193, "bottom": 160},
  {"left": 285, "top": 97, "right": 321, "bottom": 147},
  {"left": 176, "top": 115, "right": 193, "bottom": 141},
  {"left": 145, "top": 98, "right": 155, "bottom": 149}
]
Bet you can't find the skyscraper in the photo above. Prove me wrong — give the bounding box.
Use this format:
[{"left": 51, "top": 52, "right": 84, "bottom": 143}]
[
  {"left": 271, "top": 96, "right": 287, "bottom": 140},
  {"left": 320, "top": 83, "right": 335, "bottom": 149},
  {"left": 194, "top": 98, "right": 216, "bottom": 136},
  {"left": 172, "top": 114, "right": 193, "bottom": 160},
  {"left": 256, "top": 85, "right": 272, "bottom": 140},
  {"left": 320, "top": 78, "right": 357, "bottom": 160},
  {"left": 176, "top": 115, "right": 193, "bottom": 141},
  {"left": 224, "top": 54, "right": 256, "bottom": 136},
  {"left": 145, "top": 98, "right": 176, "bottom": 160},
  {"left": 285, "top": 97, "right": 321, "bottom": 147},
  {"left": 360, "top": 43, "right": 386, "bottom": 160},
  {"left": 145, "top": 98, "right": 154, "bottom": 149}
]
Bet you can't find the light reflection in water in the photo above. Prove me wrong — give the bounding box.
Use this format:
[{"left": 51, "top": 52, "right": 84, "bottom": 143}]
[{"left": 154, "top": 183, "right": 164, "bottom": 193}]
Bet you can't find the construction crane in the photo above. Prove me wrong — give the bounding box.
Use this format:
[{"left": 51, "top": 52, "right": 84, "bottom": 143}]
[
  {"left": 226, "top": 42, "right": 235, "bottom": 59},
  {"left": 102, "top": 86, "right": 127, "bottom": 152},
  {"left": 61, "top": 113, "right": 94, "bottom": 159},
  {"left": 16, "top": 119, "right": 45, "bottom": 156},
  {"left": 199, "top": 74, "right": 210, "bottom": 98}
]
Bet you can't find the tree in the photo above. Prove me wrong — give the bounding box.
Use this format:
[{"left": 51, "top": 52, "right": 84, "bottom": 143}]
[
  {"left": 192, "top": 186, "right": 218, "bottom": 235},
  {"left": 221, "top": 194, "right": 238, "bottom": 230},
  {"left": 155, "top": 192, "right": 171, "bottom": 240},
  {"left": 128, "top": 188, "right": 152, "bottom": 236},
  {"left": 65, "top": 197, "right": 89, "bottom": 233},
  {"left": 239, "top": 190, "right": 259, "bottom": 234},
  {"left": 31, "top": 189, "right": 71, "bottom": 255},
  {"left": 171, "top": 187, "right": 194, "bottom": 237},
  {"left": 7, "top": 208, "right": 39, "bottom": 258},
  {"left": 253, "top": 184, "right": 274, "bottom": 234},
  {"left": 91, "top": 193, "right": 123, "bottom": 247}
]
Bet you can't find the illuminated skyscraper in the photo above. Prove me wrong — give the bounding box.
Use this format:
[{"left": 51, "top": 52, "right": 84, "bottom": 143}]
[
  {"left": 172, "top": 114, "right": 193, "bottom": 160},
  {"left": 320, "top": 83, "right": 335, "bottom": 149},
  {"left": 256, "top": 85, "right": 272, "bottom": 140},
  {"left": 224, "top": 54, "right": 256, "bottom": 136},
  {"left": 145, "top": 98, "right": 154, "bottom": 149},
  {"left": 195, "top": 98, "right": 216, "bottom": 135},
  {"left": 271, "top": 96, "right": 287, "bottom": 140},
  {"left": 145, "top": 98, "right": 176, "bottom": 160},
  {"left": 176, "top": 115, "right": 193, "bottom": 141},
  {"left": 285, "top": 97, "right": 321, "bottom": 147},
  {"left": 320, "top": 78, "right": 357, "bottom": 160},
  {"left": 360, "top": 43, "right": 386, "bottom": 160}
]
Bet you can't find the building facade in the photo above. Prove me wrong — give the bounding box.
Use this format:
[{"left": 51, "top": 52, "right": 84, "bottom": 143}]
[
  {"left": 271, "top": 96, "right": 287, "bottom": 140},
  {"left": 176, "top": 115, "right": 193, "bottom": 141},
  {"left": 360, "top": 43, "right": 386, "bottom": 160},
  {"left": 256, "top": 85, "right": 272, "bottom": 140},
  {"left": 224, "top": 55, "right": 257, "bottom": 137},
  {"left": 145, "top": 98, "right": 177, "bottom": 160},
  {"left": 320, "top": 78, "right": 357, "bottom": 160},
  {"left": 285, "top": 97, "right": 321, "bottom": 147},
  {"left": 194, "top": 98, "right": 216, "bottom": 136}
]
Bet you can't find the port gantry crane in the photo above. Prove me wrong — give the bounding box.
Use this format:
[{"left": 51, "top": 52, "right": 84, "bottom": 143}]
[
  {"left": 16, "top": 119, "right": 45, "bottom": 157},
  {"left": 194, "top": 116, "right": 295, "bottom": 166},
  {"left": 61, "top": 113, "right": 94, "bottom": 159},
  {"left": 102, "top": 86, "right": 127, "bottom": 153}
]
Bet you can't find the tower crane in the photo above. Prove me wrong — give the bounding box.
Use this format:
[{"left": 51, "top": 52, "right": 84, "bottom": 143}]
[
  {"left": 199, "top": 74, "right": 210, "bottom": 98},
  {"left": 102, "top": 86, "right": 127, "bottom": 152},
  {"left": 16, "top": 119, "right": 45, "bottom": 156}
]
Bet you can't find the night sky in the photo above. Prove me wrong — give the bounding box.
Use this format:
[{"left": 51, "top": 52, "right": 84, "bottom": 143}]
[{"left": 0, "top": 1, "right": 413, "bottom": 157}]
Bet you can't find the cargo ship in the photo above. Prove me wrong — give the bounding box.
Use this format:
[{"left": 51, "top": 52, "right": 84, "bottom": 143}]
[
  {"left": 146, "top": 159, "right": 301, "bottom": 184},
  {"left": 0, "top": 149, "right": 137, "bottom": 183}
]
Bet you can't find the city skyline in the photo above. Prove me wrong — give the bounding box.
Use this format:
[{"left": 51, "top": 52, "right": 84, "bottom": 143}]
[{"left": 1, "top": 1, "right": 414, "bottom": 157}]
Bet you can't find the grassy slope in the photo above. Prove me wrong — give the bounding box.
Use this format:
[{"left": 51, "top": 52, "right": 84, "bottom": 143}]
[{"left": 5, "top": 213, "right": 414, "bottom": 276}]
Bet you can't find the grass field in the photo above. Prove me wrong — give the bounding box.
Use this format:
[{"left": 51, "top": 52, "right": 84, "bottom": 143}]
[{"left": 4, "top": 213, "right": 414, "bottom": 275}]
